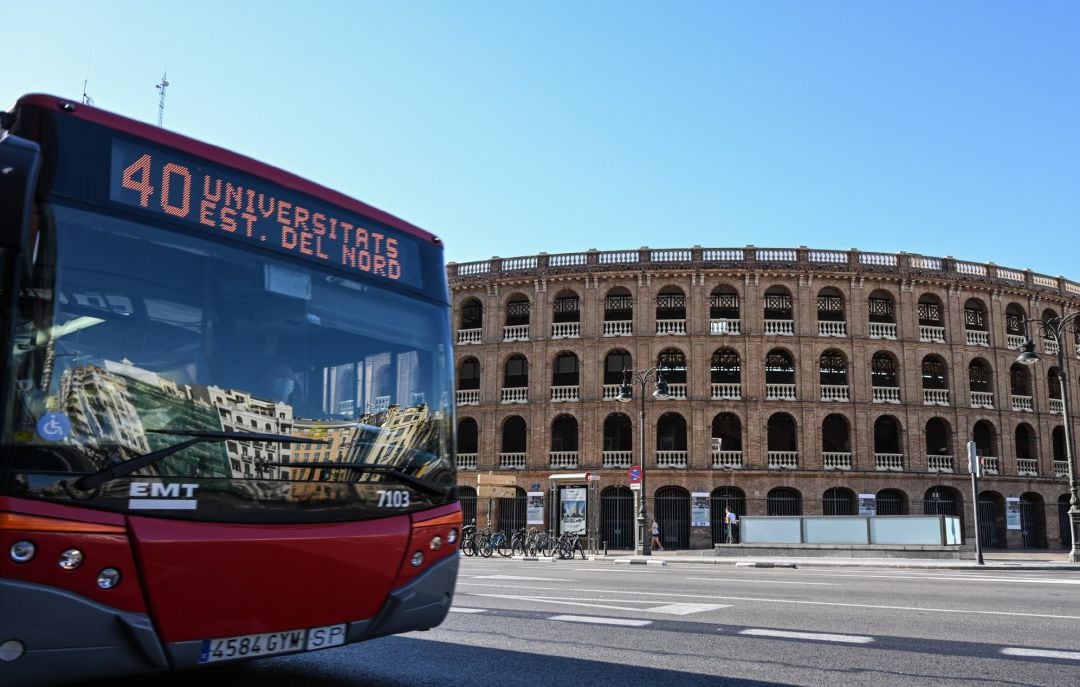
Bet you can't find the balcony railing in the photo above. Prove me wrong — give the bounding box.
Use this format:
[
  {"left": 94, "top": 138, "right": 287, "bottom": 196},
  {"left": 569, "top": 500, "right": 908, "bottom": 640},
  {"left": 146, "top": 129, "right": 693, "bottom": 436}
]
[
  {"left": 551, "top": 322, "right": 580, "bottom": 339},
  {"left": 970, "top": 391, "right": 994, "bottom": 409},
  {"left": 603, "top": 384, "right": 621, "bottom": 400},
  {"left": 656, "top": 319, "right": 687, "bottom": 335},
  {"left": 768, "top": 451, "right": 799, "bottom": 469},
  {"left": 456, "top": 453, "right": 477, "bottom": 471},
  {"left": 456, "top": 389, "right": 479, "bottom": 405},
  {"left": 873, "top": 386, "right": 901, "bottom": 404},
  {"left": 1011, "top": 395, "right": 1033, "bottom": 412},
  {"left": 965, "top": 330, "right": 990, "bottom": 347},
  {"left": 923, "top": 389, "right": 949, "bottom": 406},
  {"left": 602, "top": 451, "right": 632, "bottom": 468},
  {"left": 1017, "top": 458, "right": 1039, "bottom": 476},
  {"left": 981, "top": 456, "right": 999, "bottom": 475},
  {"left": 550, "top": 385, "right": 580, "bottom": 402},
  {"left": 603, "top": 321, "right": 633, "bottom": 336},
  {"left": 920, "top": 325, "right": 946, "bottom": 343},
  {"left": 711, "top": 383, "right": 741, "bottom": 400},
  {"left": 499, "top": 453, "right": 526, "bottom": 469},
  {"left": 456, "top": 328, "right": 482, "bottom": 345},
  {"left": 818, "top": 321, "right": 847, "bottom": 337},
  {"left": 1051, "top": 398, "right": 1064, "bottom": 414},
  {"left": 927, "top": 455, "right": 954, "bottom": 472},
  {"left": 1055, "top": 460, "right": 1069, "bottom": 477},
  {"left": 549, "top": 451, "right": 579, "bottom": 468},
  {"left": 1044, "top": 338, "right": 1059, "bottom": 355},
  {"left": 501, "top": 387, "right": 528, "bottom": 403},
  {"left": 1006, "top": 333, "right": 1026, "bottom": 350},
  {"left": 764, "top": 319, "right": 795, "bottom": 335},
  {"left": 875, "top": 453, "right": 904, "bottom": 471},
  {"left": 869, "top": 322, "right": 897, "bottom": 339},
  {"left": 820, "top": 385, "right": 850, "bottom": 402},
  {"left": 766, "top": 383, "right": 797, "bottom": 400},
  {"left": 656, "top": 451, "right": 688, "bottom": 468},
  {"left": 664, "top": 383, "right": 688, "bottom": 400},
  {"left": 710, "top": 318, "right": 741, "bottom": 335},
  {"left": 823, "top": 452, "right": 852, "bottom": 470},
  {"left": 502, "top": 324, "right": 530, "bottom": 341},
  {"left": 712, "top": 450, "right": 743, "bottom": 469}
]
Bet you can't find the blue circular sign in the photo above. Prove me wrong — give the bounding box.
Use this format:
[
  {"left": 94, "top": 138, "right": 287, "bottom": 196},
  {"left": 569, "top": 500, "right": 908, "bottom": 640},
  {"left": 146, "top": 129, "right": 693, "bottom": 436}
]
[
  {"left": 37, "top": 412, "right": 72, "bottom": 442},
  {"left": 628, "top": 466, "right": 642, "bottom": 483}
]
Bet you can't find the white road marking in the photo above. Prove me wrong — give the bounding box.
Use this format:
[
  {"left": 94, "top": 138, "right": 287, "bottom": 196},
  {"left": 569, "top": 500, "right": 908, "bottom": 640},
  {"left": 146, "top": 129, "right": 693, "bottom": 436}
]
[
  {"left": 647, "top": 603, "right": 731, "bottom": 615},
  {"left": 448, "top": 607, "right": 488, "bottom": 614},
  {"left": 466, "top": 593, "right": 659, "bottom": 613},
  {"left": 684, "top": 577, "right": 839, "bottom": 586},
  {"left": 549, "top": 615, "right": 652, "bottom": 627},
  {"left": 740, "top": 628, "right": 873, "bottom": 644},
  {"left": 791, "top": 572, "right": 1080, "bottom": 586},
  {"left": 457, "top": 582, "right": 1080, "bottom": 620},
  {"left": 469, "top": 575, "right": 571, "bottom": 581},
  {"left": 1001, "top": 647, "right": 1080, "bottom": 661}
]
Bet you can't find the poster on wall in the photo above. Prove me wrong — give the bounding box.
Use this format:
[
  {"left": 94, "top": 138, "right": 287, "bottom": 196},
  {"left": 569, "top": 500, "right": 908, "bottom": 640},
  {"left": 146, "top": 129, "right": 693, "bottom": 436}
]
[
  {"left": 560, "top": 487, "right": 587, "bottom": 534},
  {"left": 1006, "top": 497, "right": 1021, "bottom": 530},
  {"left": 691, "top": 492, "right": 710, "bottom": 527},
  {"left": 527, "top": 492, "right": 545, "bottom": 525},
  {"left": 858, "top": 494, "right": 877, "bottom": 516}
]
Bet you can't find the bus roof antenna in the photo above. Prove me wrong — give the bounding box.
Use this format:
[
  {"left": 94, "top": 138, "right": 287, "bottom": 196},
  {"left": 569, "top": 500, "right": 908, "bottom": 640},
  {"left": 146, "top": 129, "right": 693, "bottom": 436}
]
[
  {"left": 81, "top": 49, "right": 94, "bottom": 105},
  {"left": 155, "top": 71, "right": 169, "bottom": 127}
]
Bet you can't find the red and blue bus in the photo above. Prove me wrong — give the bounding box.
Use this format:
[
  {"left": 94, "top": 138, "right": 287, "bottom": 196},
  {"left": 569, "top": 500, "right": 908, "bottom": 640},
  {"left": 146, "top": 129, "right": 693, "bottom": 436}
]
[{"left": 0, "top": 94, "right": 460, "bottom": 685}]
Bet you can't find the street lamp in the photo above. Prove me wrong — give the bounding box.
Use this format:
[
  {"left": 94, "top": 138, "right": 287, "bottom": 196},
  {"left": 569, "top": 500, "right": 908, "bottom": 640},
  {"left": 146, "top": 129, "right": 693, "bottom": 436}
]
[
  {"left": 617, "top": 367, "right": 670, "bottom": 556},
  {"left": 1016, "top": 314, "right": 1080, "bottom": 563}
]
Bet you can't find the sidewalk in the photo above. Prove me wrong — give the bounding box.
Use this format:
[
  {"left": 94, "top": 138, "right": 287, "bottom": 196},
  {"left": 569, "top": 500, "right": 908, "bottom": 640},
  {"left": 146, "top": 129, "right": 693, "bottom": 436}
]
[{"left": 593, "top": 549, "right": 1080, "bottom": 571}]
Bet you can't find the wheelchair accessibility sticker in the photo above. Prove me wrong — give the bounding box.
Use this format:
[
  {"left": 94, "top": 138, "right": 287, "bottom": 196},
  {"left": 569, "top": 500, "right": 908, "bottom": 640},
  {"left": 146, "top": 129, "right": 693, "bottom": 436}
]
[{"left": 37, "top": 413, "right": 71, "bottom": 442}]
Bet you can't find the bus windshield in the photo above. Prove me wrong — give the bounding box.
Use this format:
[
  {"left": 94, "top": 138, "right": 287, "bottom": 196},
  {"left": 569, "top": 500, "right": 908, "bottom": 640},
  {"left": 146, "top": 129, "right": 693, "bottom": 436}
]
[{"left": 0, "top": 202, "right": 455, "bottom": 522}]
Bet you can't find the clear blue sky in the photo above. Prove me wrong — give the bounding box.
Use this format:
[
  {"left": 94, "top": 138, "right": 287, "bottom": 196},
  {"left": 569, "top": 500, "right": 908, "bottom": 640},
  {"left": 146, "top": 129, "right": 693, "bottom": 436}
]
[{"left": 6, "top": 2, "right": 1079, "bottom": 276}]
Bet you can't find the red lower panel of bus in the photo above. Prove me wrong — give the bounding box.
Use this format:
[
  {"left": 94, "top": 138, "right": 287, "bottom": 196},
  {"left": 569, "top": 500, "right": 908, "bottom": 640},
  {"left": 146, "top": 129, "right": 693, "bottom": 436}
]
[{"left": 126, "top": 515, "right": 410, "bottom": 643}]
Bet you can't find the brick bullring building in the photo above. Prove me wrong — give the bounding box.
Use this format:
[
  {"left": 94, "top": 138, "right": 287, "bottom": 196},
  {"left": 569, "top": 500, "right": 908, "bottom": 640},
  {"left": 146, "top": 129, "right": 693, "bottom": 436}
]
[{"left": 447, "top": 246, "right": 1077, "bottom": 551}]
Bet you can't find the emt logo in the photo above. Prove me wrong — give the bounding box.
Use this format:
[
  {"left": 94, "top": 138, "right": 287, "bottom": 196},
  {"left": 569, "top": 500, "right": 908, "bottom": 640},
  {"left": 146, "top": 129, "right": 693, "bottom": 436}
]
[{"left": 128, "top": 482, "right": 199, "bottom": 510}]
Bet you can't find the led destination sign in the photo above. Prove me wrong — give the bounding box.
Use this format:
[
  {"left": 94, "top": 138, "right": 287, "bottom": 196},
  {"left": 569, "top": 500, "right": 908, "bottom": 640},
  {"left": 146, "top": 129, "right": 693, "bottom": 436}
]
[{"left": 108, "top": 139, "right": 419, "bottom": 287}]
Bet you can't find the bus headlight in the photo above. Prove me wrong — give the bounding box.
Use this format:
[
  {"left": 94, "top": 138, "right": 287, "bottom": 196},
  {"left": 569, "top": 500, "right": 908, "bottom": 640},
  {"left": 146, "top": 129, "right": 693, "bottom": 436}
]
[
  {"left": 410, "top": 551, "right": 424, "bottom": 567},
  {"left": 9, "top": 540, "right": 35, "bottom": 563},
  {"left": 97, "top": 568, "right": 121, "bottom": 589},
  {"left": 58, "top": 548, "right": 84, "bottom": 571},
  {"left": 429, "top": 536, "right": 443, "bottom": 550}
]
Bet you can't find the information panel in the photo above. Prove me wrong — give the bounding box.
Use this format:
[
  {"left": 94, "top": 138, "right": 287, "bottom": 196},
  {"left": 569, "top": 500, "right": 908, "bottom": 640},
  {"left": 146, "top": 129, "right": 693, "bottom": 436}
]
[{"left": 108, "top": 139, "right": 421, "bottom": 288}]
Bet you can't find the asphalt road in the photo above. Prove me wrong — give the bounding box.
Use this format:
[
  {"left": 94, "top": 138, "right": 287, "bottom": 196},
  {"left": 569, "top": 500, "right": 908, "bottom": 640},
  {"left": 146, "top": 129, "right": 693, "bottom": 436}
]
[{"left": 78, "top": 555, "right": 1080, "bottom": 687}]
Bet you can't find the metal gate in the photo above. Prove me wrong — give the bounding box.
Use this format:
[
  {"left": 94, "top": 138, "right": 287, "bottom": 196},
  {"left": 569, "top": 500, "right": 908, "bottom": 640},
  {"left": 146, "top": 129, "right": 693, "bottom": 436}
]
[
  {"left": 654, "top": 487, "right": 690, "bottom": 549},
  {"left": 458, "top": 486, "right": 478, "bottom": 527},
  {"left": 1059, "top": 497, "right": 1073, "bottom": 549},
  {"left": 767, "top": 488, "right": 803, "bottom": 516},
  {"left": 977, "top": 497, "right": 1006, "bottom": 548},
  {"left": 710, "top": 488, "right": 745, "bottom": 544},
  {"left": 876, "top": 489, "right": 907, "bottom": 515},
  {"left": 497, "top": 490, "right": 527, "bottom": 533},
  {"left": 822, "top": 488, "right": 855, "bottom": 515},
  {"left": 601, "top": 487, "right": 635, "bottom": 550},
  {"left": 1019, "top": 497, "right": 1039, "bottom": 548}
]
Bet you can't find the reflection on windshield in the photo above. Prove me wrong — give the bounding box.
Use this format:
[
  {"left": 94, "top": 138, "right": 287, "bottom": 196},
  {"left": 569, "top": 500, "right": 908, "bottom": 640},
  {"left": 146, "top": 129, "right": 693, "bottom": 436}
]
[{"left": 3, "top": 204, "right": 454, "bottom": 501}]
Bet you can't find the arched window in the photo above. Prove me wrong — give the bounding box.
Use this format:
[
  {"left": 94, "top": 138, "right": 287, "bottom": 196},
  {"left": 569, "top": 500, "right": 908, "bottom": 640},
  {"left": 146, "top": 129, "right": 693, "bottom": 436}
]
[
  {"left": 1015, "top": 423, "right": 1036, "bottom": 462},
  {"left": 764, "top": 285, "right": 794, "bottom": 334},
  {"left": 823, "top": 487, "right": 856, "bottom": 515},
  {"left": 822, "top": 414, "right": 850, "bottom": 453},
  {"left": 767, "top": 487, "right": 802, "bottom": 516},
  {"left": 604, "top": 287, "right": 633, "bottom": 325},
  {"left": 817, "top": 287, "right": 846, "bottom": 334},
  {"left": 919, "top": 294, "right": 945, "bottom": 342},
  {"left": 458, "top": 485, "right": 478, "bottom": 527},
  {"left": 876, "top": 488, "right": 908, "bottom": 515},
  {"left": 457, "top": 418, "right": 479, "bottom": 454},
  {"left": 458, "top": 357, "right": 480, "bottom": 390},
  {"left": 656, "top": 412, "right": 687, "bottom": 452},
  {"left": 711, "top": 413, "right": 743, "bottom": 452},
  {"left": 766, "top": 349, "right": 796, "bottom": 384},
  {"left": 711, "top": 349, "right": 741, "bottom": 383},
  {"left": 710, "top": 285, "right": 741, "bottom": 334},
  {"left": 926, "top": 418, "right": 952, "bottom": 462},
  {"left": 1005, "top": 303, "right": 1026, "bottom": 346},
  {"left": 654, "top": 486, "right": 691, "bottom": 549},
  {"left": 552, "top": 352, "right": 580, "bottom": 388},
  {"left": 505, "top": 294, "right": 530, "bottom": 326},
  {"left": 820, "top": 350, "right": 848, "bottom": 386},
  {"left": 460, "top": 298, "right": 483, "bottom": 330},
  {"left": 601, "top": 486, "right": 635, "bottom": 549},
  {"left": 658, "top": 348, "right": 687, "bottom": 395},
  {"left": 1053, "top": 426, "right": 1067, "bottom": 461},
  {"left": 500, "top": 416, "right": 527, "bottom": 454},
  {"left": 1048, "top": 368, "right": 1063, "bottom": 400},
  {"left": 921, "top": 355, "right": 948, "bottom": 389},
  {"left": 868, "top": 290, "right": 896, "bottom": 325},
  {"left": 874, "top": 416, "right": 902, "bottom": 455},
  {"left": 923, "top": 487, "right": 960, "bottom": 518},
  {"left": 656, "top": 286, "right": 687, "bottom": 333},
  {"left": 767, "top": 413, "right": 798, "bottom": 453},
  {"left": 1009, "top": 363, "right": 1032, "bottom": 397},
  {"left": 711, "top": 486, "right": 746, "bottom": 544},
  {"left": 604, "top": 349, "right": 632, "bottom": 385},
  {"left": 964, "top": 298, "right": 988, "bottom": 332},
  {"left": 973, "top": 420, "right": 997, "bottom": 459},
  {"left": 552, "top": 289, "right": 580, "bottom": 323},
  {"left": 503, "top": 355, "right": 529, "bottom": 388},
  {"left": 871, "top": 352, "right": 899, "bottom": 388},
  {"left": 603, "top": 413, "right": 633, "bottom": 453},
  {"left": 550, "top": 415, "right": 579, "bottom": 452},
  {"left": 968, "top": 359, "right": 991, "bottom": 392}
]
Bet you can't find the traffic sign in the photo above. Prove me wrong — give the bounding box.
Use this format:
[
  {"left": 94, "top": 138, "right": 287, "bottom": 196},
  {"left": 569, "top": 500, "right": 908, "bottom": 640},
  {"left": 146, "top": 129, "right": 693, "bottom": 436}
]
[
  {"left": 478, "top": 485, "right": 517, "bottom": 498},
  {"left": 630, "top": 482, "right": 642, "bottom": 491},
  {"left": 477, "top": 473, "right": 517, "bottom": 486},
  {"left": 627, "top": 465, "right": 642, "bottom": 483}
]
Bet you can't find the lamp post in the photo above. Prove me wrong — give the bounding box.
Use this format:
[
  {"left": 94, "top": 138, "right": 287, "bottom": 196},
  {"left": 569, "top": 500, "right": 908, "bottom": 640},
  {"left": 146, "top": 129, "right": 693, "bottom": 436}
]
[
  {"left": 617, "top": 367, "right": 670, "bottom": 556},
  {"left": 1016, "top": 314, "right": 1080, "bottom": 563}
]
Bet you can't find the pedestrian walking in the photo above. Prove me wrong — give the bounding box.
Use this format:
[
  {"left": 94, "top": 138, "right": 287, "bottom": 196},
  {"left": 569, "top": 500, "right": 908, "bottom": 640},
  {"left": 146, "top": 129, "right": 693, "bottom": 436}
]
[
  {"left": 650, "top": 519, "right": 663, "bottom": 551},
  {"left": 724, "top": 507, "right": 739, "bottom": 544}
]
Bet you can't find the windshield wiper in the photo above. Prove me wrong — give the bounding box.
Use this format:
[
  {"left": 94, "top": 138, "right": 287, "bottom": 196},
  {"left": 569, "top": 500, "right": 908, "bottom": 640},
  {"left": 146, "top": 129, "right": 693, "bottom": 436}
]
[
  {"left": 270, "top": 461, "right": 453, "bottom": 497},
  {"left": 73, "top": 429, "right": 328, "bottom": 491}
]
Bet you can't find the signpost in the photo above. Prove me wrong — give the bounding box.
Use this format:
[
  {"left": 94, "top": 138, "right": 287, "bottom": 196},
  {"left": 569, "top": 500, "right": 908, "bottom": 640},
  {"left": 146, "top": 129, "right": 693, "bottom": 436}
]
[
  {"left": 628, "top": 465, "right": 642, "bottom": 491},
  {"left": 967, "top": 441, "right": 985, "bottom": 566},
  {"left": 477, "top": 474, "right": 517, "bottom": 528}
]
